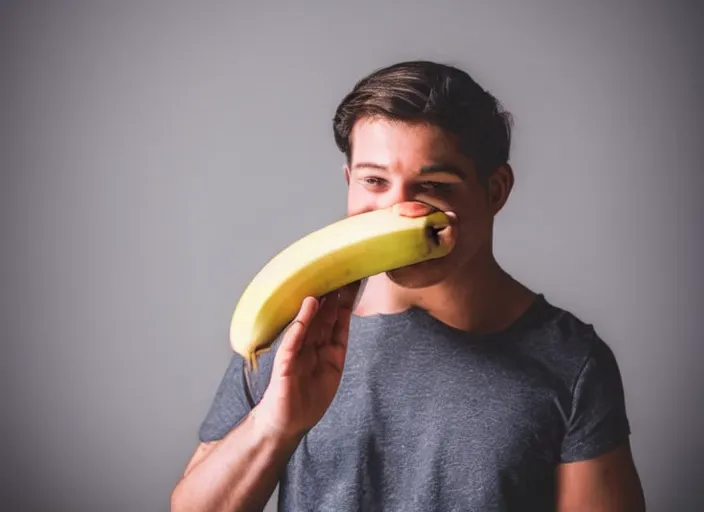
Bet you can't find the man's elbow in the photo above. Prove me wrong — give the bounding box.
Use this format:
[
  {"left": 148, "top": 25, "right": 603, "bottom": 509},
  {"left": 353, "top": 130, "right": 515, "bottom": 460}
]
[
  {"left": 170, "top": 474, "right": 207, "bottom": 512},
  {"left": 170, "top": 480, "right": 190, "bottom": 512}
]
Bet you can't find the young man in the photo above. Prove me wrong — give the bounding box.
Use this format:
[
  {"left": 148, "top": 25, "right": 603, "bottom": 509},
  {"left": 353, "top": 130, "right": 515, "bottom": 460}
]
[{"left": 171, "top": 61, "right": 645, "bottom": 511}]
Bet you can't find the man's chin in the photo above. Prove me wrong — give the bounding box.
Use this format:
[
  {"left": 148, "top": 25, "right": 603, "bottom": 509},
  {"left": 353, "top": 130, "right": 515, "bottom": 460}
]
[{"left": 385, "top": 259, "right": 449, "bottom": 289}]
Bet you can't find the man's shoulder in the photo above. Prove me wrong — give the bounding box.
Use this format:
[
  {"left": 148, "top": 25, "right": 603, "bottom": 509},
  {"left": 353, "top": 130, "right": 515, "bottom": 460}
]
[
  {"left": 537, "top": 295, "right": 608, "bottom": 349},
  {"left": 521, "top": 294, "right": 621, "bottom": 383}
]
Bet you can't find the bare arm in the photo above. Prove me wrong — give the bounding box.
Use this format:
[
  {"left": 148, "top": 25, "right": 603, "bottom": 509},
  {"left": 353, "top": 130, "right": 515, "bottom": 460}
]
[
  {"left": 555, "top": 441, "right": 646, "bottom": 511},
  {"left": 171, "top": 281, "right": 362, "bottom": 512},
  {"left": 171, "top": 408, "right": 303, "bottom": 512}
]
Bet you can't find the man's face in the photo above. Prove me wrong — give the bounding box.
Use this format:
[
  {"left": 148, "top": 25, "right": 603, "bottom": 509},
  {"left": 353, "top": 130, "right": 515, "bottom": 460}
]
[{"left": 344, "top": 117, "right": 508, "bottom": 288}]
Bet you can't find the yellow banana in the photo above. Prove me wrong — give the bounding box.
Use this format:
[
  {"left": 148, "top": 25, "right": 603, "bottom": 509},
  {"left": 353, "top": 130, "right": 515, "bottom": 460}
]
[{"left": 229, "top": 204, "right": 452, "bottom": 365}]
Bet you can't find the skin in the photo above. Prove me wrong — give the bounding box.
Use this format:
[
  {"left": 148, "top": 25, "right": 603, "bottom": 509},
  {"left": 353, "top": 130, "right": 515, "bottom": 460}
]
[
  {"left": 170, "top": 283, "right": 362, "bottom": 512},
  {"left": 171, "top": 116, "right": 646, "bottom": 512}
]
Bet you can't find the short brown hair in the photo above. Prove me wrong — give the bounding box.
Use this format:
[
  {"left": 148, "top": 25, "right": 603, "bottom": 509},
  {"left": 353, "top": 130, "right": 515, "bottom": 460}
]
[{"left": 333, "top": 60, "right": 513, "bottom": 183}]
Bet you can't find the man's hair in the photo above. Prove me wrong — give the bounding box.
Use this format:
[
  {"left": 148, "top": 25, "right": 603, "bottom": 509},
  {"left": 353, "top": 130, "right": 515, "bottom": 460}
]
[{"left": 333, "top": 60, "right": 513, "bottom": 183}]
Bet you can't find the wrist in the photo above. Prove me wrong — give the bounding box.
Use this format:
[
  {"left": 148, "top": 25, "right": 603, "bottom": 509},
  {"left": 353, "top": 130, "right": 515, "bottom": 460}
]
[{"left": 250, "top": 404, "right": 307, "bottom": 448}]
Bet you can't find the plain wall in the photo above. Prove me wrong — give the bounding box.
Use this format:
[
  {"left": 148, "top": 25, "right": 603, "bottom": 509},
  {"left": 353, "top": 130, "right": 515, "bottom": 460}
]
[{"left": 3, "top": 1, "right": 702, "bottom": 510}]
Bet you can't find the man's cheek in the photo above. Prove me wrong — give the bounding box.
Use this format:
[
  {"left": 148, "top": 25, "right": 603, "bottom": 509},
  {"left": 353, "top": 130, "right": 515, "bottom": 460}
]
[{"left": 347, "top": 190, "right": 377, "bottom": 216}]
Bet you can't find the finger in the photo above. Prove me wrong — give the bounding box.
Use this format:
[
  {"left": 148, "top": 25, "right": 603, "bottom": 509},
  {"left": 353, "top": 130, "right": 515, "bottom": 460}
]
[
  {"left": 279, "top": 296, "right": 319, "bottom": 357},
  {"left": 313, "top": 291, "right": 339, "bottom": 347},
  {"left": 351, "top": 278, "right": 367, "bottom": 312},
  {"left": 338, "top": 280, "right": 362, "bottom": 311},
  {"left": 317, "top": 343, "right": 346, "bottom": 375},
  {"left": 393, "top": 201, "right": 438, "bottom": 218},
  {"left": 318, "top": 280, "right": 360, "bottom": 342},
  {"left": 332, "top": 301, "right": 356, "bottom": 349},
  {"left": 332, "top": 282, "right": 361, "bottom": 348}
]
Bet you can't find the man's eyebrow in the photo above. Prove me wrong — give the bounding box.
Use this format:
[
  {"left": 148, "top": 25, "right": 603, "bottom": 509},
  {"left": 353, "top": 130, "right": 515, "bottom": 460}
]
[
  {"left": 351, "top": 162, "right": 387, "bottom": 171},
  {"left": 351, "top": 162, "right": 466, "bottom": 179},
  {"left": 419, "top": 163, "right": 466, "bottom": 179}
]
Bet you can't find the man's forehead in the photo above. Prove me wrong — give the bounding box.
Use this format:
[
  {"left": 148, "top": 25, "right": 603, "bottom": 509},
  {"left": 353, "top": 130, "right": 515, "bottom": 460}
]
[
  {"left": 349, "top": 131, "right": 469, "bottom": 177},
  {"left": 350, "top": 118, "right": 462, "bottom": 156}
]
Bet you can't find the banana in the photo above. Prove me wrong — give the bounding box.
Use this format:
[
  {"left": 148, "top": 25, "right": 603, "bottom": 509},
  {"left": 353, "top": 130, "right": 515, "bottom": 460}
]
[{"left": 229, "top": 203, "right": 453, "bottom": 366}]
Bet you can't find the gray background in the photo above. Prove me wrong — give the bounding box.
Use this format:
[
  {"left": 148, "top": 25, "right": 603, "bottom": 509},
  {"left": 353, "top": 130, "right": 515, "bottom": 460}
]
[{"left": 2, "top": 1, "right": 702, "bottom": 511}]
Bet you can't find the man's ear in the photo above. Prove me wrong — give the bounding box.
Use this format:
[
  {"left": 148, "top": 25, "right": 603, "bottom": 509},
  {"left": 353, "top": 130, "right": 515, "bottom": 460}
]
[
  {"left": 488, "top": 163, "right": 514, "bottom": 215},
  {"left": 344, "top": 165, "right": 351, "bottom": 185}
]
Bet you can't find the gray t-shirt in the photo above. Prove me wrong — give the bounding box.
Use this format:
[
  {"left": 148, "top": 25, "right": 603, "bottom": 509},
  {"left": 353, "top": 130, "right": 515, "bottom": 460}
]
[{"left": 199, "top": 294, "right": 631, "bottom": 511}]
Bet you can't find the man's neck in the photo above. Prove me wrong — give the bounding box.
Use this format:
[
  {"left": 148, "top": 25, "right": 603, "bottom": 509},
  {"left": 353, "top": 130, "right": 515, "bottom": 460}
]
[{"left": 353, "top": 253, "right": 537, "bottom": 334}]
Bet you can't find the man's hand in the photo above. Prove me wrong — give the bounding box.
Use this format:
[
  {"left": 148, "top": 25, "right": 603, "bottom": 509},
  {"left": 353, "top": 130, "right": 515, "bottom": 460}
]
[
  {"left": 253, "top": 281, "right": 362, "bottom": 441},
  {"left": 171, "top": 281, "right": 362, "bottom": 512}
]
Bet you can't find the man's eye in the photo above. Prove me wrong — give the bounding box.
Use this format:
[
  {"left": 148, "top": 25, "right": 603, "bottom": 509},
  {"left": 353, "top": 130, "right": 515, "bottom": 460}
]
[
  {"left": 362, "top": 177, "right": 386, "bottom": 187},
  {"left": 420, "top": 182, "right": 452, "bottom": 192}
]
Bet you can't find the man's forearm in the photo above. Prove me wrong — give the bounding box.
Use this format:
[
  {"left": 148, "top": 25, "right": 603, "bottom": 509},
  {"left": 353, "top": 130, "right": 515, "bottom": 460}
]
[{"left": 171, "top": 408, "right": 303, "bottom": 512}]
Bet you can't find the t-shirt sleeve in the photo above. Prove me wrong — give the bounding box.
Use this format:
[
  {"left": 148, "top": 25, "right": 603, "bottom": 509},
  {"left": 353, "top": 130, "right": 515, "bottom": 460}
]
[
  {"left": 198, "top": 352, "right": 256, "bottom": 443},
  {"left": 560, "top": 332, "right": 632, "bottom": 462}
]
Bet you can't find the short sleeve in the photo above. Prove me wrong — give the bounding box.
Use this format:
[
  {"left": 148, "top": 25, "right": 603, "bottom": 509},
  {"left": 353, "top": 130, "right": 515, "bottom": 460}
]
[
  {"left": 198, "top": 352, "right": 256, "bottom": 443},
  {"left": 560, "top": 333, "right": 632, "bottom": 462}
]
